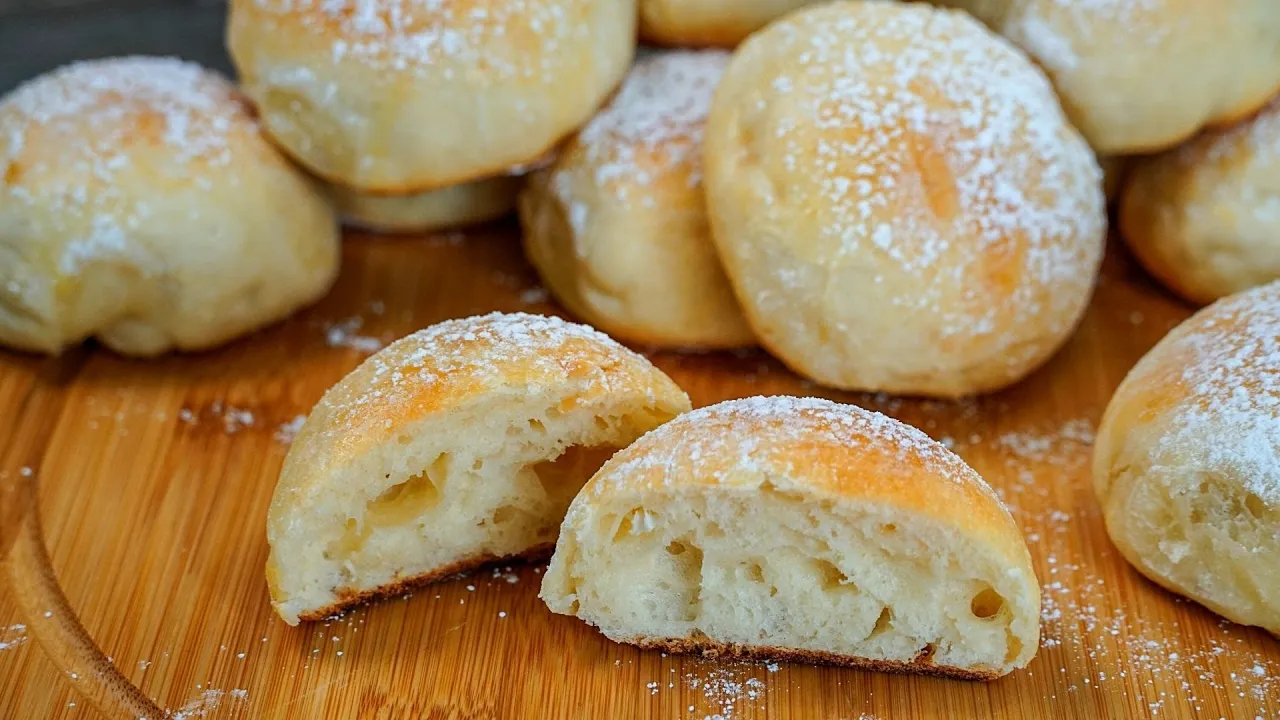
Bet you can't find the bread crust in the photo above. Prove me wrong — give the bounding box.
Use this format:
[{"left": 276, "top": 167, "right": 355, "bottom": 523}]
[
  {"left": 1120, "top": 96, "right": 1280, "bottom": 305},
  {"left": 936, "top": 0, "right": 1280, "bottom": 154},
  {"left": 296, "top": 544, "right": 553, "bottom": 623},
  {"left": 330, "top": 174, "right": 522, "bottom": 234},
  {"left": 629, "top": 636, "right": 998, "bottom": 682}
]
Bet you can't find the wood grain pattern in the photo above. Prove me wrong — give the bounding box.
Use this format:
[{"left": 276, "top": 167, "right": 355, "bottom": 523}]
[{"left": 0, "top": 226, "right": 1277, "bottom": 720}]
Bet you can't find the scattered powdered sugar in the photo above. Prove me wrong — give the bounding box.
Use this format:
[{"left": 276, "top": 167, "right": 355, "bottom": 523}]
[
  {"left": 0, "top": 57, "right": 250, "bottom": 278},
  {"left": 168, "top": 687, "right": 247, "bottom": 719},
  {"left": 0, "top": 624, "right": 27, "bottom": 652},
  {"left": 997, "top": 418, "right": 1096, "bottom": 464},
  {"left": 252, "top": 0, "right": 592, "bottom": 79},
  {"left": 1147, "top": 282, "right": 1280, "bottom": 505},
  {"left": 323, "top": 316, "right": 385, "bottom": 354},
  {"left": 728, "top": 3, "right": 1103, "bottom": 358},
  {"left": 595, "top": 395, "right": 1008, "bottom": 511},
  {"left": 275, "top": 414, "right": 308, "bottom": 445},
  {"left": 565, "top": 51, "right": 729, "bottom": 203}
]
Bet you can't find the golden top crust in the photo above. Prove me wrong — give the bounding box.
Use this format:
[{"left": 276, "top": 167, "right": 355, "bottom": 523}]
[
  {"left": 552, "top": 50, "right": 729, "bottom": 208},
  {"left": 1094, "top": 282, "right": 1280, "bottom": 509},
  {"left": 281, "top": 312, "right": 691, "bottom": 482},
  {"left": 950, "top": 0, "right": 1280, "bottom": 153},
  {"left": 0, "top": 58, "right": 266, "bottom": 254},
  {"left": 237, "top": 0, "right": 602, "bottom": 78},
  {"left": 702, "top": 1, "right": 1104, "bottom": 395},
  {"left": 573, "top": 396, "right": 1027, "bottom": 563},
  {"left": 1119, "top": 96, "right": 1280, "bottom": 304}
]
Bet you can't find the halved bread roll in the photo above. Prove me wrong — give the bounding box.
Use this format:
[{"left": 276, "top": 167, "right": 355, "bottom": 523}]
[
  {"left": 541, "top": 396, "right": 1040, "bottom": 679},
  {"left": 267, "top": 312, "right": 690, "bottom": 625}
]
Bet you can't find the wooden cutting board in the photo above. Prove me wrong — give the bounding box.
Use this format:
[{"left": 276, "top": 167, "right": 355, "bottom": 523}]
[{"left": 0, "top": 226, "right": 1277, "bottom": 720}]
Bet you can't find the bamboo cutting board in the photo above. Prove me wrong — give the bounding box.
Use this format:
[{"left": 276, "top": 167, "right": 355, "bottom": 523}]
[{"left": 0, "top": 227, "right": 1277, "bottom": 720}]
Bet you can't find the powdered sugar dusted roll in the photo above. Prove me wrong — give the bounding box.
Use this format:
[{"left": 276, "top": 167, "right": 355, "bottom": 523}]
[
  {"left": 702, "top": 1, "right": 1105, "bottom": 397},
  {"left": 520, "top": 50, "right": 754, "bottom": 349},
  {"left": 0, "top": 57, "right": 339, "bottom": 356},
  {"left": 542, "top": 395, "right": 1040, "bottom": 679},
  {"left": 1094, "top": 282, "right": 1280, "bottom": 636},
  {"left": 228, "top": 0, "right": 636, "bottom": 193}
]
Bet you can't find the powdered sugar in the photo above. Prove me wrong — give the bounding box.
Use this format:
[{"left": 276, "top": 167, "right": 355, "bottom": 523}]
[
  {"left": 1149, "top": 281, "right": 1280, "bottom": 505},
  {"left": 596, "top": 395, "right": 1008, "bottom": 511},
  {"left": 0, "top": 57, "right": 250, "bottom": 278},
  {"left": 299, "top": 312, "right": 666, "bottom": 467},
  {"left": 253, "top": 0, "right": 591, "bottom": 79},
  {"left": 567, "top": 51, "right": 729, "bottom": 200}
]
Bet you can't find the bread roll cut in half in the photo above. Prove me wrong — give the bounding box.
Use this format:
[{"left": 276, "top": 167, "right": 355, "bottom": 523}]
[
  {"left": 520, "top": 50, "right": 754, "bottom": 349},
  {"left": 0, "top": 57, "right": 339, "bottom": 356},
  {"left": 702, "top": 1, "right": 1106, "bottom": 397},
  {"left": 934, "top": 0, "right": 1280, "bottom": 154},
  {"left": 228, "top": 0, "right": 636, "bottom": 193},
  {"left": 267, "top": 312, "right": 690, "bottom": 625},
  {"left": 1121, "top": 97, "right": 1280, "bottom": 305},
  {"left": 542, "top": 396, "right": 1041, "bottom": 679},
  {"left": 1094, "top": 282, "right": 1280, "bottom": 635},
  {"left": 330, "top": 175, "right": 523, "bottom": 234},
  {"left": 639, "top": 0, "right": 824, "bottom": 47}
]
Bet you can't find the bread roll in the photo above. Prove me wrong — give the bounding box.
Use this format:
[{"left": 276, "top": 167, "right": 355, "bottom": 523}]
[
  {"left": 267, "top": 312, "right": 690, "bottom": 624},
  {"left": 520, "top": 50, "right": 754, "bottom": 349},
  {"left": 331, "top": 175, "right": 522, "bottom": 234},
  {"left": 702, "top": 2, "right": 1105, "bottom": 397},
  {"left": 228, "top": 0, "right": 636, "bottom": 193},
  {"left": 933, "top": 0, "right": 1280, "bottom": 154},
  {"left": 1094, "top": 282, "right": 1280, "bottom": 636},
  {"left": 0, "top": 57, "right": 339, "bottom": 356},
  {"left": 542, "top": 396, "right": 1040, "bottom": 679},
  {"left": 640, "top": 0, "right": 823, "bottom": 47},
  {"left": 1120, "top": 97, "right": 1280, "bottom": 305}
]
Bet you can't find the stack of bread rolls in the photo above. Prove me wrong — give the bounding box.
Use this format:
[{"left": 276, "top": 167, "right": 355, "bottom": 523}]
[{"left": 1, "top": 0, "right": 1277, "bottom": 678}]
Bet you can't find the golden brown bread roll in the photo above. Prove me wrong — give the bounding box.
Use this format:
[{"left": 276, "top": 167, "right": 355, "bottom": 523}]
[
  {"left": 639, "top": 0, "right": 825, "bottom": 47},
  {"left": 933, "top": 0, "right": 1280, "bottom": 154},
  {"left": 267, "top": 312, "right": 690, "bottom": 624},
  {"left": 1094, "top": 282, "right": 1280, "bottom": 636},
  {"left": 0, "top": 57, "right": 339, "bottom": 356},
  {"left": 1121, "top": 97, "right": 1280, "bottom": 305},
  {"left": 702, "top": 1, "right": 1105, "bottom": 397},
  {"left": 227, "top": 0, "right": 637, "bottom": 193},
  {"left": 542, "top": 395, "right": 1040, "bottom": 678},
  {"left": 520, "top": 50, "right": 754, "bottom": 349}
]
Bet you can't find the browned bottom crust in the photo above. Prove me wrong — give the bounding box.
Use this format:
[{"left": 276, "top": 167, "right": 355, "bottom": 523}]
[
  {"left": 295, "top": 543, "right": 555, "bottom": 623},
  {"left": 627, "top": 634, "right": 1002, "bottom": 682}
]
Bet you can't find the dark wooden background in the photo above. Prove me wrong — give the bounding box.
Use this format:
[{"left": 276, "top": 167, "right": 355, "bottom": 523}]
[{"left": 0, "top": 0, "right": 232, "bottom": 91}]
